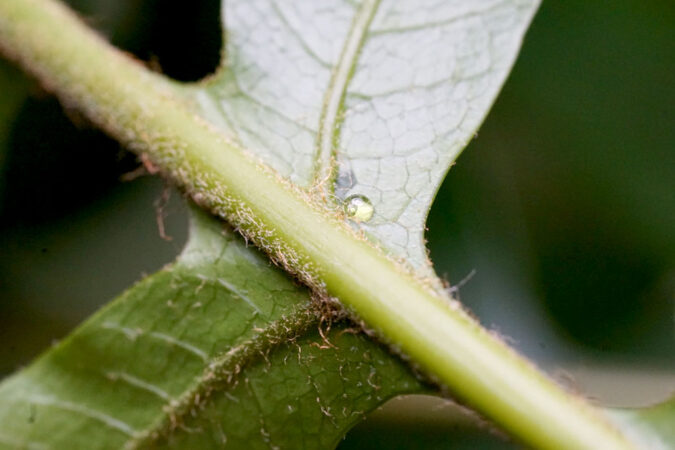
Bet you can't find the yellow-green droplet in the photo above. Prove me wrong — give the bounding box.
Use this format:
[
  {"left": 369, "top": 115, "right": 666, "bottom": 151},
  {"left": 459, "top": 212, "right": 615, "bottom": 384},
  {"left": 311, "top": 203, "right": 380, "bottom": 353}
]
[{"left": 344, "top": 195, "right": 374, "bottom": 222}]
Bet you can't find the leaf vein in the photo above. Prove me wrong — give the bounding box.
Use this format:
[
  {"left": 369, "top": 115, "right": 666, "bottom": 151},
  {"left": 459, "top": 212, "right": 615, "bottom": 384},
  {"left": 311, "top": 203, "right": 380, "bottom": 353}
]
[
  {"left": 25, "top": 395, "right": 136, "bottom": 436},
  {"left": 314, "top": 0, "right": 381, "bottom": 188}
]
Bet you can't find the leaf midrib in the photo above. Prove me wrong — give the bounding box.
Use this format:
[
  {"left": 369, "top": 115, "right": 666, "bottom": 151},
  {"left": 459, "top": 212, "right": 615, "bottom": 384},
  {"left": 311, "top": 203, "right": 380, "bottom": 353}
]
[
  {"left": 313, "top": 0, "right": 380, "bottom": 188},
  {"left": 124, "top": 301, "right": 320, "bottom": 448},
  {"left": 124, "top": 5, "right": 388, "bottom": 440}
]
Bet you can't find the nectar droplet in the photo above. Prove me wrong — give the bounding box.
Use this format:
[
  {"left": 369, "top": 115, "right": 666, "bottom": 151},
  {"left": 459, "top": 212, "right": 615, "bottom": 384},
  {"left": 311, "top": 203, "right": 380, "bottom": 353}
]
[{"left": 344, "top": 195, "right": 374, "bottom": 222}]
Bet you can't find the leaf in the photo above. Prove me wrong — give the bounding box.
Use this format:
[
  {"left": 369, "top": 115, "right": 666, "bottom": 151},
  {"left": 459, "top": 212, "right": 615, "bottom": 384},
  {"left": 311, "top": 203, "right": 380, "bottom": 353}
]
[
  {"left": 190, "top": 0, "right": 540, "bottom": 272},
  {"left": 606, "top": 397, "right": 675, "bottom": 450},
  {"left": 0, "top": 209, "right": 423, "bottom": 449},
  {"left": 0, "top": 1, "right": 544, "bottom": 448}
]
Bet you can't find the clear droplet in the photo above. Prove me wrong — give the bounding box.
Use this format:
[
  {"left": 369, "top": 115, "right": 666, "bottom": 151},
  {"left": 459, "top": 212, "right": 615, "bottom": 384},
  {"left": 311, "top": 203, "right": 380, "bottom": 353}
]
[{"left": 344, "top": 195, "right": 374, "bottom": 222}]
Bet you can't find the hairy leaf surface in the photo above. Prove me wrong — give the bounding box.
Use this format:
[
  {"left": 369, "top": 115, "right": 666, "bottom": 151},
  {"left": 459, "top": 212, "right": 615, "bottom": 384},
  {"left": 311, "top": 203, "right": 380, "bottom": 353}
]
[
  {"left": 0, "top": 1, "right": 547, "bottom": 447},
  {"left": 0, "top": 210, "right": 422, "bottom": 449},
  {"left": 10, "top": 1, "right": 671, "bottom": 449},
  {"left": 190, "top": 0, "right": 540, "bottom": 272}
]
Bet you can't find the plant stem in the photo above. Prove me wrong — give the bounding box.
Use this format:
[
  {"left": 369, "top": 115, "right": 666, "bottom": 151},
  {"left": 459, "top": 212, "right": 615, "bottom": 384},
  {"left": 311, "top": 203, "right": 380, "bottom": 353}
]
[{"left": 0, "top": 0, "right": 634, "bottom": 448}]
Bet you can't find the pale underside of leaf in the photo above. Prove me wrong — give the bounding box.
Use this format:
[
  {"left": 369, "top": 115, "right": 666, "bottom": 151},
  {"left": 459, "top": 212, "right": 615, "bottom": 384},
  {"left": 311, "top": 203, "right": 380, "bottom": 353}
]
[
  {"left": 0, "top": 1, "right": 671, "bottom": 449},
  {"left": 0, "top": 1, "right": 548, "bottom": 448},
  {"left": 175, "top": 1, "right": 675, "bottom": 447},
  {"left": 191, "top": 0, "right": 540, "bottom": 273}
]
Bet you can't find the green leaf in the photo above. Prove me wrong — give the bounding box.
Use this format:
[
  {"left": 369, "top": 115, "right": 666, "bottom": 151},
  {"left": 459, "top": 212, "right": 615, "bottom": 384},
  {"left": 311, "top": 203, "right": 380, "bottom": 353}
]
[
  {"left": 190, "top": 0, "right": 540, "bottom": 272},
  {"left": 2, "top": 1, "right": 582, "bottom": 448},
  {"left": 606, "top": 397, "right": 675, "bottom": 450},
  {"left": 0, "top": 208, "right": 423, "bottom": 449}
]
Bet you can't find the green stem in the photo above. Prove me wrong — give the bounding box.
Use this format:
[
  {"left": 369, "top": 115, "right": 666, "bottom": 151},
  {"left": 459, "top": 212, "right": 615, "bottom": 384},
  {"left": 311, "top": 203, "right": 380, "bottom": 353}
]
[{"left": 0, "top": 0, "right": 634, "bottom": 448}]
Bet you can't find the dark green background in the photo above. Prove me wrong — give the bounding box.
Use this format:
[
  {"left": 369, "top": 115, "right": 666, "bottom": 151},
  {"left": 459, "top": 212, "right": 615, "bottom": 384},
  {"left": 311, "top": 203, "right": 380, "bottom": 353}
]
[{"left": 1, "top": 0, "right": 673, "bottom": 448}]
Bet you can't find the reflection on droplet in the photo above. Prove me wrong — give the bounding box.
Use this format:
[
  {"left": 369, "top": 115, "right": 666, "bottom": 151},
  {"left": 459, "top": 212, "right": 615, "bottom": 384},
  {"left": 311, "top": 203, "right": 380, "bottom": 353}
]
[{"left": 344, "top": 195, "right": 374, "bottom": 222}]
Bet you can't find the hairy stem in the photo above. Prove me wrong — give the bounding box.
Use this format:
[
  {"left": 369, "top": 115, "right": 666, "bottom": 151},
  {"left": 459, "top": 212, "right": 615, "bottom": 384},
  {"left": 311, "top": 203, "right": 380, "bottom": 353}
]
[{"left": 0, "top": 0, "right": 634, "bottom": 448}]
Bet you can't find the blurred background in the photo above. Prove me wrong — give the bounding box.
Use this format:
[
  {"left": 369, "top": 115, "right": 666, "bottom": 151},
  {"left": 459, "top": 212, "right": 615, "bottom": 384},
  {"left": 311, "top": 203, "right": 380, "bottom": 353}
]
[{"left": 0, "top": 0, "right": 672, "bottom": 448}]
